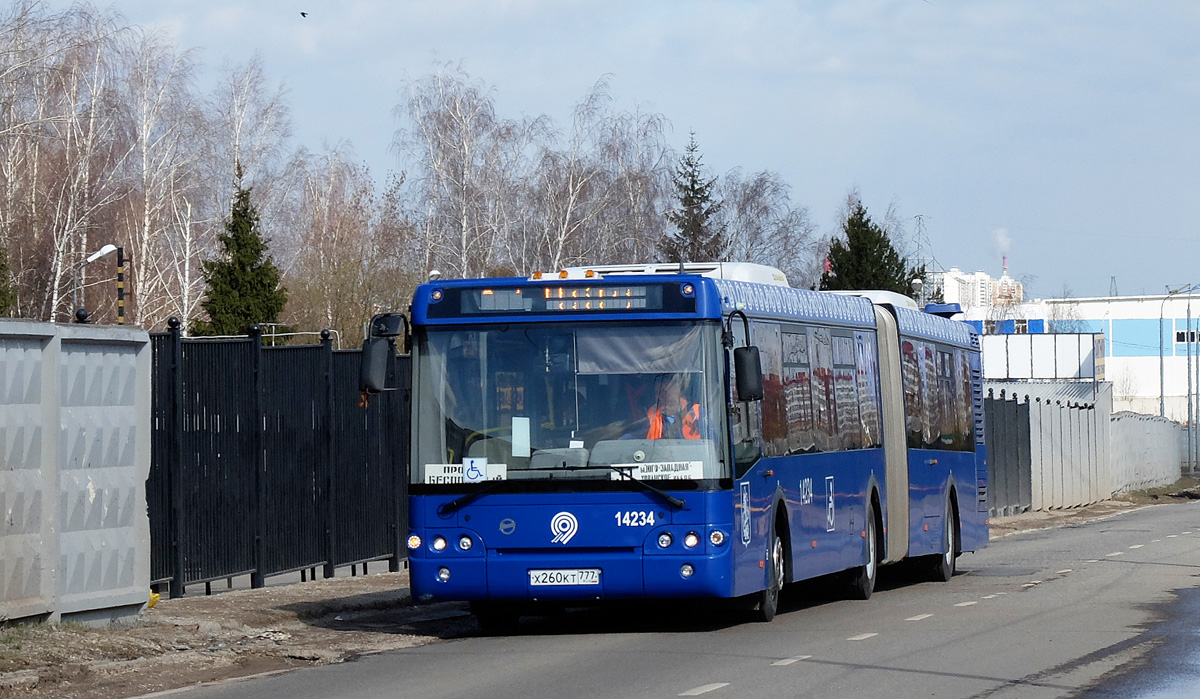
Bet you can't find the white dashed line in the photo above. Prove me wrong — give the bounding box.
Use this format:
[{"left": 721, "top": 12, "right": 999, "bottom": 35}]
[
  {"left": 955, "top": 601, "right": 978, "bottom": 607},
  {"left": 907, "top": 614, "right": 933, "bottom": 621},
  {"left": 1183, "top": 532, "right": 1193, "bottom": 535},
  {"left": 1129, "top": 544, "right": 1144, "bottom": 549},
  {"left": 1085, "top": 559, "right": 1099, "bottom": 563},
  {"left": 1151, "top": 539, "right": 1162, "bottom": 543},
  {"left": 847, "top": 633, "right": 878, "bottom": 641},
  {"left": 772, "top": 656, "right": 812, "bottom": 666},
  {"left": 1056, "top": 569, "right": 1072, "bottom": 574},
  {"left": 1106, "top": 552, "right": 1124, "bottom": 557},
  {"left": 1167, "top": 535, "right": 1178, "bottom": 539},
  {"left": 680, "top": 683, "right": 729, "bottom": 696},
  {"left": 983, "top": 595, "right": 999, "bottom": 599}
]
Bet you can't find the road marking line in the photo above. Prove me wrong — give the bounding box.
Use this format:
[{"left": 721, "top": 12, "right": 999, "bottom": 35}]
[
  {"left": 680, "top": 683, "right": 729, "bottom": 696},
  {"left": 1106, "top": 552, "right": 1124, "bottom": 556},
  {"left": 772, "top": 655, "right": 811, "bottom": 666},
  {"left": 1056, "top": 569, "right": 1072, "bottom": 574},
  {"left": 906, "top": 614, "right": 933, "bottom": 621},
  {"left": 1167, "top": 535, "right": 1178, "bottom": 538},
  {"left": 995, "top": 592, "right": 1007, "bottom": 595},
  {"left": 1129, "top": 544, "right": 1144, "bottom": 549},
  {"left": 983, "top": 595, "right": 998, "bottom": 599},
  {"left": 1085, "top": 559, "right": 1099, "bottom": 563},
  {"left": 955, "top": 601, "right": 978, "bottom": 607},
  {"left": 1151, "top": 539, "right": 1161, "bottom": 543},
  {"left": 1184, "top": 532, "right": 1193, "bottom": 535},
  {"left": 847, "top": 633, "right": 878, "bottom": 641}
]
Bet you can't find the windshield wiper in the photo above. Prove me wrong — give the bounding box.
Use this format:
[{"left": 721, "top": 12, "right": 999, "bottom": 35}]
[
  {"left": 607, "top": 465, "right": 687, "bottom": 510},
  {"left": 437, "top": 479, "right": 509, "bottom": 516},
  {"left": 536, "top": 463, "right": 686, "bottom": 509}
]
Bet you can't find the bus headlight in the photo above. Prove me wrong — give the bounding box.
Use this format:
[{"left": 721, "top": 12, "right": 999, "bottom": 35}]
[
  {"left": 680, "top": 564, "right": 695, "bottom": 578},
  {"left": 658, "top": 533, "right": 673, "bottom": 548},
  {"left": 458, "top": 535, "right": 473, "bottom": 551},
  {"left": 437, "top": 567, "right": 451, "bottom": 582},
  {"left": 432, "top": 536, "right": 447, "bottom": 551},
  {"left": 407, "top": 534, "right": 422, "bottom": 550},
  {"left": 684, "top": 532, "right": 700, "bottom": 549},
  {"left": 710, "top": 530, "right": 726, "bottom": 546}
]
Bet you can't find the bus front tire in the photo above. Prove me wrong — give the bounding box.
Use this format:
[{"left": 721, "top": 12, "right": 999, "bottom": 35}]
[
  {"left": 846, "top": 503, "right": 878, "bottom": 600},
  {"left": 750, "top": 529, "right": 784, "bottom": 623}
]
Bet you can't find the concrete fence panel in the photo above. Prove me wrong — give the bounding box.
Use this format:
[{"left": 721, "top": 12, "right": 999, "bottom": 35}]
[
  {"left": 0, "top": 321, "right": 150, "bottom": 624},
  {"left": 1110, "top": 412, "right": 1182, "bottom": 493}
]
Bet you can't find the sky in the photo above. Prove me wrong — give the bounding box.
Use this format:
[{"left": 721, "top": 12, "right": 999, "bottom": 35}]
[{"left": 60, "top": 0, "right": 1200, "bottom": 299}]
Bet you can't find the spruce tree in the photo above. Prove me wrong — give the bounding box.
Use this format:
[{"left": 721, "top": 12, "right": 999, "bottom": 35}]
[
  {"left": 191, "top": 185, "right": 287, "bottom": 336},
  {"left": 820, "top": 202, "right": 916, "bottom": 296},
  {"left": 660, "top": 134, "right": 726, "bottom": 263}
]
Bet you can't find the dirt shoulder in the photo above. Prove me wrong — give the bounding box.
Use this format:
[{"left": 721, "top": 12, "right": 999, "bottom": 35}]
[
  {"left": 3, "top": 479, "right": 1198, "bottom": 698},
  {"left": 0, "top": 571, "right": 474, "bottom": 698}
]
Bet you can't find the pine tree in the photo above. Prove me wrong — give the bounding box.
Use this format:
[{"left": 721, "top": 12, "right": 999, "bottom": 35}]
[
  {"left": 660, "top": 134, "right": 726, "bottom": 263},
  {"left": 191, "top": 185, "right": 287, "bottom": 336},
  {"left": 820, "top": 202, "right": 916, "bottom": 295}
]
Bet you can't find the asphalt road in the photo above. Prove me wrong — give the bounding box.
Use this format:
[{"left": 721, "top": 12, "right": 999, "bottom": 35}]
[{"left": 179, "top": 501, "right": 1200, "bottom": 699}]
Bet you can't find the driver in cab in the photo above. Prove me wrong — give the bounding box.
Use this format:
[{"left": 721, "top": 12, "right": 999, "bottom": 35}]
[{"left": 645, "top": 376, "right": 702, "bottom": 440}]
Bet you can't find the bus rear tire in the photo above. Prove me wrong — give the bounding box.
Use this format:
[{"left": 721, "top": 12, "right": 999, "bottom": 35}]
[
  {"left": 471, "top": 601, "right": 519, "bottom": 635},
  {"left": 846, "top": 503, "right": 878, "bottom": 600},
  {"left": 926, "top": 498, "right": 958, "bottom": 583},
  {"left": 750, "top": 529, "right": 784, "bottom": 623}
]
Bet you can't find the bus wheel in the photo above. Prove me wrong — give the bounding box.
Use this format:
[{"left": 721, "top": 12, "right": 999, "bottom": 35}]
[
  {"left": 927, "top": 498, "right": 958, "bottom": 583},
  {"left": 751, "top": 528, "right": 784, "bottom": 623},
  {"left": 471, "top": 601, "right": 519, "bottom": 635},
  {"left": 846, "top": 503, "right": 878, "bottom": 600}
]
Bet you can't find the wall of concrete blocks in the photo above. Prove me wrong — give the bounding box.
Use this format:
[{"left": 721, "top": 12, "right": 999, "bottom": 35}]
[
  {"left": 1027, "top": 395, "right": 1111, "bottom": 510},
  {"left": 1110, "top": 412, "right": 1183, "bottom": 492},
  {"left": 0, "top": 320, "right": 151, "bottom": 624}
]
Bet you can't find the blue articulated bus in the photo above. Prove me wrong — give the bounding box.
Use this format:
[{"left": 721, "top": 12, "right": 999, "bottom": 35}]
[{"left": 361, "top": 262, "right": 987, "bottom": 630}]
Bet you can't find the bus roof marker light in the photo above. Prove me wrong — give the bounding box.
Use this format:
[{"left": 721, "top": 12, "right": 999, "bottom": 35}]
[
  {"left": 559, "top": 270, "right": 569, "bottom": 278},
  {"left": 531, "top": 271, "right": 543, "bottom": 280}
]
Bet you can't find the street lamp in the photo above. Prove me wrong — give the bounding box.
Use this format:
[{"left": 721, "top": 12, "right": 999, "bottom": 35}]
[
  {"left": 73, "top": 243, "right": 118, "bottom": 321},
  {"left": 1159, "top": 283, "right": 1199, "bottom": 416}
]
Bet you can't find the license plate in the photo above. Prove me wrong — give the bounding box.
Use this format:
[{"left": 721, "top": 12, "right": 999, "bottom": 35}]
[{"left": 528, "top": 568, "right": 601, "bottom": 586}]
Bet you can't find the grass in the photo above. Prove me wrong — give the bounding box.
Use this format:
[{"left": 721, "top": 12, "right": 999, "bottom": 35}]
[{"left": 1117, "top": 476, "right": 1200, "bottom": 504}]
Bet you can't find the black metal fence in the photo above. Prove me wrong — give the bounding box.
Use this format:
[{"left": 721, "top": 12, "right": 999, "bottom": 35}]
[{"left": 148, "top": 320, "right": 409, "bottom": 597}]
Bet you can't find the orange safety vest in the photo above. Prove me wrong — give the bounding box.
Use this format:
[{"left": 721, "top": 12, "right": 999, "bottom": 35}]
[{"left": 646, "top": 399, "right": 701, "bottom": 440}]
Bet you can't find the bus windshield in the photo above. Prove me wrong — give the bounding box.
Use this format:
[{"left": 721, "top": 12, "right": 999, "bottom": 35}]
[{"left": 412, "top": 321, "right": 728, "bottom": 488}]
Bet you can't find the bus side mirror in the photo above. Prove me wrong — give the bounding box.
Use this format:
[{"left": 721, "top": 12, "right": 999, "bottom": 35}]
[
  {"left": 734, "top": 346, "right": 764, "bottom": 402},
  {"left": 360, "top": 312, "right": 409, "bottom": 394},
  {"left": 360, "top": 336, "right": 393, "bottom": 393}
]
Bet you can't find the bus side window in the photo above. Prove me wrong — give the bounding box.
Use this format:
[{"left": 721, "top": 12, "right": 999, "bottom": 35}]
[
  {"left": 756, "top": 322, "right": 787, "bottom": 458},
  {"left": 730, "top": 324, "right": 762, "bottom": 476},
  {"left": 782, "top": 327, "right": 815, "bottom": 454}
]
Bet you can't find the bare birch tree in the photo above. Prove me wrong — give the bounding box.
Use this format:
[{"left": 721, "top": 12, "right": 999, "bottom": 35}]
[
  {"left": 393, "top": 64, "right": 542, "bottom": 278},
  {"left": 720, "top": 168, "right": 821, "bottom": 288}
]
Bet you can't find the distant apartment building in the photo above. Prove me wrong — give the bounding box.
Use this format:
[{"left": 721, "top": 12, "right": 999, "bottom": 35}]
[{"left": 932, "top": 259, "right": 1025, "bottom": 311}]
